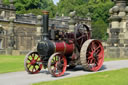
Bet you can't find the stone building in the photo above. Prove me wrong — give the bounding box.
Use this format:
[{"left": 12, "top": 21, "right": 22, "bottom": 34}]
[
  {"left": 0, "top": 1, "right": 91, "bottom": 55},
  {"left": 107, "top": 0, "right": 128, "bottom": 58}
]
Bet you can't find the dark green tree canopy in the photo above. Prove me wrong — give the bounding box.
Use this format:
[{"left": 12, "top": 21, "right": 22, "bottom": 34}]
[{"left": 3, "top": 0, "right": 57, "bottom": 17}]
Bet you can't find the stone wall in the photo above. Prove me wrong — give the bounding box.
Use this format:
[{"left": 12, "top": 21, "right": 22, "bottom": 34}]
[
  {"left": 0, "top": 2, "right": 91, "bottom": 55},
  {"left": 0, "top": 14, "right": 91, "bottom": 55},
  {"left": 107, "top": 0, "right": 128, "bottom": 58},
  {"left": 0, "top": 19, "right": 37, "bottom": 55}
]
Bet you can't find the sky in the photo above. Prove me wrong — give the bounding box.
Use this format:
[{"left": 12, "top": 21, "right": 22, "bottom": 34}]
[{"left": 53, "top": 0, "right": 59, "bottom": 5}]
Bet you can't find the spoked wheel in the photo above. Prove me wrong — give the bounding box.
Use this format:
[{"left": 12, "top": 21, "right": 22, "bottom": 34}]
[
  {"left": 24, "top": 51, "right": 43, "bottom": 74},
  {"left": 80, "top": 39, "right": 104, "bottom": 71},
  {"left": 74, "top": 24, "right": 91, "bottom": 49},
  {"left": 48, "top": 53, "right": 67, "bottom": 77}
]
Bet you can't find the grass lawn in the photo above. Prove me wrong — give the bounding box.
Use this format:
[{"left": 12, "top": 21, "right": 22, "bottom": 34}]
[
  {"left": 0, "top": 55, "right": 25, "bottom": 73},
  {"left": 0, "top": 54, "right": 128, "bottom": 74},
  {"left": 104, "top": 57, "right": 128, "bottom": 61},
  {"left": 33, "top": 68, "right": 128, "bottom": 85}
]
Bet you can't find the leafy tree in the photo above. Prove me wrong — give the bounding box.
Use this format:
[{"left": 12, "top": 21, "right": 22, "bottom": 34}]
[
  {"left": 47, "top": 2, "right": 57, "bottom": 18},
  {"left": 3, "top": 0, "right": 57, "bottom": 17},
  {"left": 87, "top": 0, "right": 114, "bottom": 23},
  {"left": 57, "top": 0, "right": 113, "bottom": 21},
  {"left": 57, "top": 0, "right": 86, "bottom": 16},
  {"left": 92, "top": 19, "right": 108, "bottom": 41},
  {"left": 2, "top": 0, "right": 9, "bottom": 5}
]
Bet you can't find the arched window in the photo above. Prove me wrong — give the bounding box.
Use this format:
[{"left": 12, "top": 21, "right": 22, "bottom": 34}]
[
  {"left": 0, "top": 39, "right": 2, "bottom": 49},
  {"left": 0, "top": 26, "right": 5, "bottom": 49},
  {"left": 0, "top": 26, "right": 4, "bottom": 35},
  {"left": 126, "top": 22, "right": 128, "bottom": 29}
]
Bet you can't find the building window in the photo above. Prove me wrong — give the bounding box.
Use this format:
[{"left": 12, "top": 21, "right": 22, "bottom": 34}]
[
  {"left": 21, "top": 36, "right": 25, "bottom": 46},
  {"left": 0, "top": 26, "right": 4, "bottom": 35},
  {"left": 0, "top": 39, "right": 2, "bottom": 49},
  {"left": 126, "top": 22, "right": 128, "bottom": 29}
]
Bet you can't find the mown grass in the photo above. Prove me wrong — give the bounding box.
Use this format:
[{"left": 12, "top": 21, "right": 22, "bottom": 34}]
[
  {"left": 104, "top": 57, "right": 128, "bottom": 61},
  {"left": 33, "top": 68, "right": 128, "bottom": 85},
  {"left": 0, "top": 55, "right": 128, "bottom": 74},
  {"left": 0, "top": 55, "right": 25, "bottom": 73}
]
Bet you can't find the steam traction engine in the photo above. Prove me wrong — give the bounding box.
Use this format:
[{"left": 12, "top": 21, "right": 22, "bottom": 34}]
[{"left": 24, "top": 11, "right": 104, "bottom": 77}]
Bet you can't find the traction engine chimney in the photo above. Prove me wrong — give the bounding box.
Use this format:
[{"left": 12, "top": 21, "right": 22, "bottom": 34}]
[{"left": 42, "top": 11, "right": 49, "bottom": 40}]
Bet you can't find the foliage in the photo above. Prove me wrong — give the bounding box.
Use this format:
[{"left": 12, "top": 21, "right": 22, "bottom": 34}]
[
  {"left": 33, "top": 68, "right": 128, "bottom": 85},
  {"left": 3, "top": 0, "right": 57, "bottom": 18},
  {"left": 57, "top": 0, "right": 86, "bottom": 16},
  {"left": 14, "top": 0, "right": 57, "bottom": 17},
  {"left": 2, "top": 0, "right": 9, "bottom": 5},
  {"left": 92, "top": 19, "right": 108, "bottom": 40},
  {"left": 57, "top": 0, "right": 113, "bottom": 20},
  {"left": 47, "top": 2, "right": 57, "bottom": 18},
  {"left": 89, "top": 1, "right": 113, "bottom": 40},
  {"left": 88, "top": 0, "right": 114, "bottom": 23}
]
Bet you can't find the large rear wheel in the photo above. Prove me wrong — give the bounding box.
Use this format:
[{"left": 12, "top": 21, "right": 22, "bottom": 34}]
[{"left": 80, "top": 39, "right": 104, "bottom": 71}]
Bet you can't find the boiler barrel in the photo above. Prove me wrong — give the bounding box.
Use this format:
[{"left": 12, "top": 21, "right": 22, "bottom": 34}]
[
  {"left": 37, "top": 40, "right": 74, "bottom": 56},
  {"left": 54, "top": 42, "right": 74, "bottom": 55}
]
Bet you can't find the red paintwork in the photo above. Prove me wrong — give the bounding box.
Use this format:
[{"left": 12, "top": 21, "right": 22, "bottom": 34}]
[
  {"left": 26, "top": 53, "right": 42, "bottom": 74},
  {"left": 86, "top": 40, "right": 104, "bottom": 71},
  {"left": 55, "top": 42, "right": 74, "bottom": 55},
  {"left": 52, "top": 53, "right": 67, "bottom": 77}
]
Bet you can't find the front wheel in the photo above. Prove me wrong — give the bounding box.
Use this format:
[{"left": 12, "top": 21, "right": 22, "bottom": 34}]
[
  {"left": 24, "top": 51, "right": 43, "bottom": 74},
  {"left": 48, "top": 53, "right": 67, "bottom": 77}
]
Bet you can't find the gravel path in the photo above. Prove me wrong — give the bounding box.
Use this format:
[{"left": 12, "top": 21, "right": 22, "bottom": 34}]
[{"left": 0, "top": 60, "right": 128, "bottom": 85}]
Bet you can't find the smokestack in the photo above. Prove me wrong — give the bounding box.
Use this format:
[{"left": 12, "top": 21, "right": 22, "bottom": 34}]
[{"left": 42, "top": 11, "right": 49, "bottom": 40}]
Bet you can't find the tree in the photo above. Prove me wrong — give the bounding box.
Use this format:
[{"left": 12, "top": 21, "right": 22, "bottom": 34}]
[
  {"left": 57, "top": 0, "right": 114, "bottom": 21},
  {"left": 92, "top": 19, "right": 108, "bottom": 41},
  {"left": 47, "top": 2, "right": 57, "bottom": 18},
  {"left": 57, "top": 0, "right": 86, "bottom": 16},
  {"left": 3, "top": 0, "right": 57, "bottom": 17},
  {"left": 2, "top": 0, "right": 9, "bottom": 5},
  {"left": 87, "top": 0, "right": 114, "bottom": 23}
]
